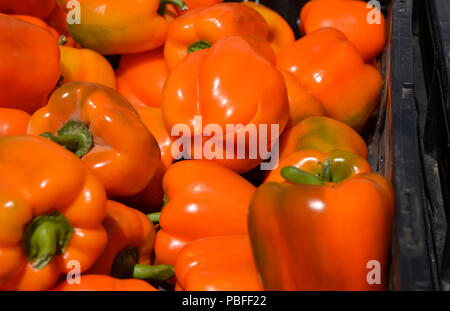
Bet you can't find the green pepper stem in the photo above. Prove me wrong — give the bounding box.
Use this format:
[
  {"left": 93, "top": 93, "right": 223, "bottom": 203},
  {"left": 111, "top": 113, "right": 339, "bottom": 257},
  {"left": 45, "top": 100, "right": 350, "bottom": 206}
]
[
  {"left": 320, "top": 158, "right": 332, "bottom": 182},
  {"left": 163, "top": 193, "right": 168, "bottom": 207},
  {"left": 147, "top": 212, "right": 161, "bottom": 225},
  {"left": 22, "top": 212, "right": 74, "bottom": 269},
  {"left": 133, "top": 264, "right": 175, "bottom": 282},
  {"left": 159, "top": 0, "right": 188, "bottom": 15},
  {"left": 58, "top": 34, "right": 67, "bottom": 46},
  {"left": 41, "top": 120, "right": 93, "bottom": 158},
  {"left": 280, "top": 166, "right": 325, "bottom": 186},
  {"left": 187, "top": 40, "right": 212, "bottom": 54}
]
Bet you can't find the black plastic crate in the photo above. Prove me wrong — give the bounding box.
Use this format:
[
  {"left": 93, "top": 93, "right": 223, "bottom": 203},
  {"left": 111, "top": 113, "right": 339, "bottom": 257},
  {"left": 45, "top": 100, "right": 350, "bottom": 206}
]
[
  {"left": 411, "top": 0, "right": 450, "bottom": 290},
  {"left": 249, "top": 0, "right": 440, "bottom": 290}
]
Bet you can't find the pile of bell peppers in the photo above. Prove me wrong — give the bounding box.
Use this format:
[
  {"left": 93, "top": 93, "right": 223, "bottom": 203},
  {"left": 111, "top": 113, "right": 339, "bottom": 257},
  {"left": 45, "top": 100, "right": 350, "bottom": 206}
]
[{"left": 0, "top": 0, "right": 393, "bottom": 291}]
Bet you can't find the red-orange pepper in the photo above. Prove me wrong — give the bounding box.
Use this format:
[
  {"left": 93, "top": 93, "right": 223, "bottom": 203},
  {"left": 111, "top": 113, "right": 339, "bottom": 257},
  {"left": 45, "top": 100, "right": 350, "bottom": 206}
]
[
  {"left": 277, "top": 28, "right": 382, "bottom": 131},
  {"left": 88, "top": 201, "right": 174, "bottom": 282},
  {"left": 248, "top": 163, "right": 394, "bottom": 290},
  {"left": 10, "top": 14, "right": 60, "bottom": 40},
  {"left": 300, "top": 0, "right": 386, "bottom": 62},
  {"left": 154, "top": 160, "right": 255, "bottom": 266},
  {"left": 0, "top": 108, "right": 31, "bottom": 137},
  {"left": 44, "top": 4, "right": 69, "bottom": 35},
  {"left": 116, "top": 48, "right": 169, "bottom": 108},
  {"left": 27, "top": 82, "right": 161, "bottom": 197},
  {"left": 162, "top": 36, "right": 289, "bottom": 173},
  {"left": 0, "top": 135, "right": 107, "bottom": 291},
  {"left": 164, "top": 2, "right": 276, "bottom": 69},
  {"left": 0, "top": 13, "right": 60, "bottom": 114},
  {"left": 181, "top": 0, "right": 223, "bottom": 13},
  {"left": 0, "top": 0, "right": 56, "bottom": 19},
  {"left": 11, "top": 13, "right": 78, "bottom": 47},
  {"left": 52, "top": 274, "right": 158, "bottom": 291},
  {"left": 175, "top": 235, "right": 263, "bottom": 291}
]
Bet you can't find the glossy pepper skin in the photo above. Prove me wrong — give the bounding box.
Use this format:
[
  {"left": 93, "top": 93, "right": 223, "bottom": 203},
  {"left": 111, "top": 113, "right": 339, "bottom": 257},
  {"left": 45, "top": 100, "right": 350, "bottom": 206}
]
[
  {"left": 116, "top": 107, "right": 174, "bottom": 212},
  {"left": 52, "top": 274, "right": 158, "bottom": 291},
  {"left": 88, "top": 201, "right": 156, "bottom": 275},
  {"left": 116, "top": 48, "right": 169, "bottom": 108},
  {"left": 11, "top": 14, "right": 78, "bottom": 47},
  {"left": 10, "top": 14, "right": 60, "bottom": 41},
  {"left": 154, "top": 160, "right": 255, "bottom": 266},
  {"left": 59, "top": 46, "right": 117, "bottom": 89},
  {"left": 242, "top": 1, "right": 295, "bottom": 55},
  {"left": 88, "top": 201, "right": 174, "bottom": 282},
  {"left": 281, "top": 70, "right": 326, "bottom": 128},
  {"left": 164, "top": 2, "right": 276, "bottom": 69},
  {"left": 174, "top": 0, "right": 223, "bottom": 14},
  {"left": 0, "top": 109, "right": 31, "bottom": 137},
  {"left": 44, "top": 4, "right": 69, "bottom": 35},
  {"left": 277, "top": 28, "right": 382, "bottom": 131},
  {"left": 266, "top": 149, "right": 371, "bottom": 183},
  {"left": 57, "top": 0, "right": 187, "bottom": 55},
  {"left": 175, "top": 235, "right": 263, "bottom": 291},
  {"left": 0, "top": 136, "right": 107, "bottom": 291},
  {"left": 280, "top": 117, "right": 368, "bottom": 160},
  {"left": 0, "top": 0, "right": 55, "bottom": 19},
  {"left": 248, "top": 165, "right": 394, "bottom": 290},
  {"left": 300, "top": 0, "right": 386, "bottom": 62},
  {"left": 162, "top": 36, "right": 289, "bottom": 173},
  {"left": 27, "top": 82, "right": 161, "bottom": 197},
  {"left": 0, "top": 13, "right": 60, "bottom": 114}
]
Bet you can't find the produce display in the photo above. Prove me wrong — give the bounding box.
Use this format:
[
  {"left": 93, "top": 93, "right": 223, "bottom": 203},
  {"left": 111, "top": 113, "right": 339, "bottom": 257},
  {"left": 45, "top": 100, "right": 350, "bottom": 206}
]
[{"left": 0, "top": 0, "right": 394, "bottom": 292}]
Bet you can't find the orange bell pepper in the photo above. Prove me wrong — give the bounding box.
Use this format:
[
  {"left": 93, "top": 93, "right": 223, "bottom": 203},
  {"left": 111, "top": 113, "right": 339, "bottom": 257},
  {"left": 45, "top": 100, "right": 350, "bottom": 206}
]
[
  {"left": 44, "top": 5, "right": 79, "bottom": 47},
  {"left": 0, "top": 13, "right": 60, "bottom": 114},
  {"left": 248, "top": 164, "right": 394, "bottom": 290},
  {"left": 178, "top": 0, "right": 223, "bottom": 13},
  {"left": 88, "top": 201, "right": 174, "bottom": 281},
  {"left": 0, "top": 0, "right": 55, "bottom": 19},
  {"left": 0, "top": 108, "right": 31, "bottom": 137},
  {"left": 116, "top": 48, "right": 169, "bottom": 108},
  {"left": 44, "top": 4, "right": 69, "bottom": 35},
  {"left": 27, "top": 82, "right": 161, "bottom": 197},
  {"left": 280, "top": 70, "right": 326, "bottom": 128},
  {"left": 59, "top": 46, "right": 117, "bottom": 89},
  {"left": 266, "top": 149, "right": 371, "bottom": 183},
  {"left": 184, "top": 0, "right": 222, "bottom": 9},
  {"left": 10, "top": 14, "right": 60, "bottom": 41},
  {"left": 277, "top": 28, "right": 382, "bottom": 131},
  {"left": 116, "top": 107, "right": 174, "bottom": 212},
  {"left": 242, "top": 1, "right": 295, "bottom": 55},
  {"left": 164, "top": 2, "right": 276, "bottom": 69},
  {"left": 154, "top": 160, "right": 255, "bottom": 266},
  {"left": 300, "top": 0, "right": 386, "bottom": 62},
  {"left": 280, "top": 116, "right": 368, "bottom": 160},
  {"left": 162, "top": 36, "right": 289, "bottom": 173},
  {"left": 175, "top": 235, "right": 263, "bottom": 291},
  {"left": 57, "top": 0, "right": 188, "bottom": 55},
  {"left": 52, "top": 274, "right": 158, "bottom": 291},
  {"left": 11, "top": 13, "right": 78, "bottom": 47},
  {"left": 0, "top": 135, "right": 107, "bottom": 291}
]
